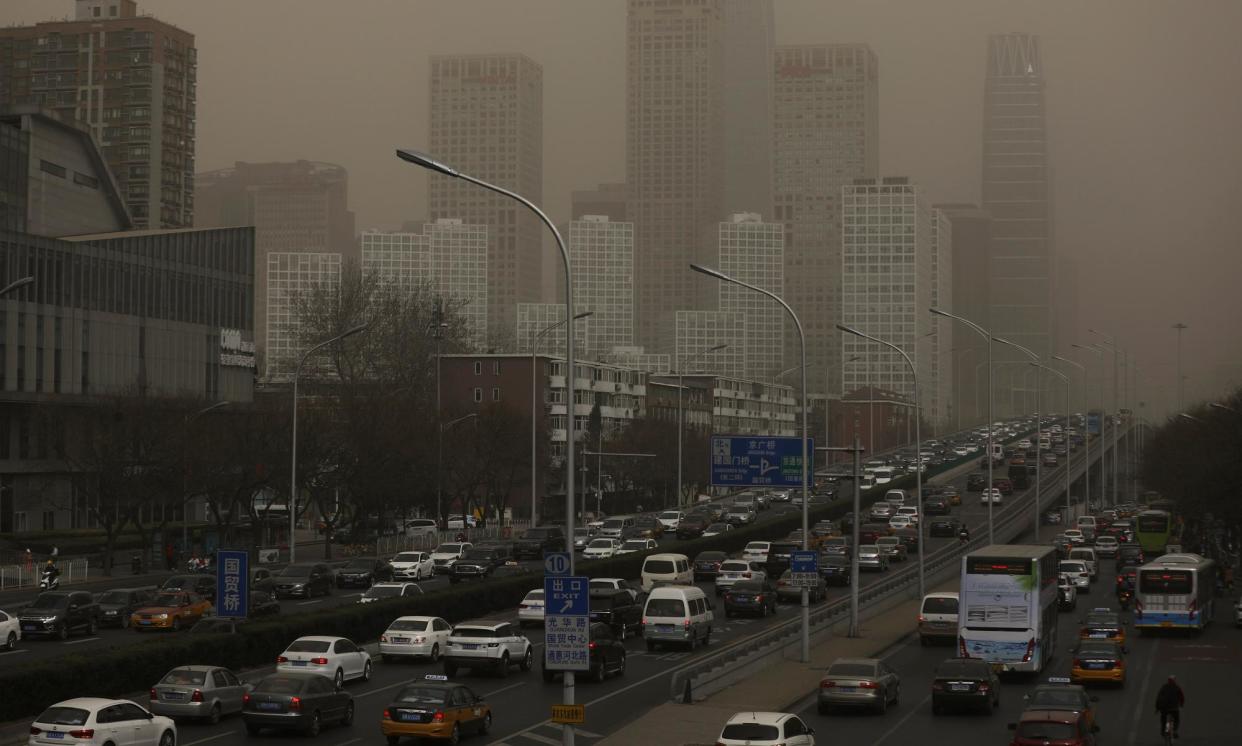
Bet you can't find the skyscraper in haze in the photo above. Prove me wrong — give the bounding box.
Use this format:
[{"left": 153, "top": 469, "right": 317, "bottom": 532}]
[
  {"left": 773, "top": 43, "right": 879, "bottom": 396},
  {"left": 626, "top": 0, "right": 773, "bottom": 353},
  {"left": 428, "top": 53, "right": 543, "bottom": 346},
  {"left": 982, "top": 33, "right": 1053, "bottom": 364},
  {"left": 0, "top": 0, "right": 196, "bottom": 229},
  {"left": 718, "top": 213, "right": 783, "bottom": 381},
  {"left": 934, "top": 203, "right": 992, "bottom": 426}
]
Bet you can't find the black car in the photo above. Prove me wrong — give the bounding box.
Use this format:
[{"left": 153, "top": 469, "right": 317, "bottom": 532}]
[
  {"left": 776, "top": 570, "right": 826, "bottom": 603},
  {"left": 924, "top": 497, "right": 950, "bottom": 516},
  {"left": 966, "top": 473, "right": 988, "bottom": 492},
  {"left": 512, "top": 526, "right": 566, "bottom": 560},
  {"left": 95, "top": 587, "right": 156, "bottom": 628},
  {"left": 676, "top": 515, "right": 710, "bottom": 539},
  {"left": 1116, "top": 545, "right": 1145, "bottom": 569},
  {"left": 542, "top": 622, "right": 627, "bottom": 683},
  {"left": 162, "top": 574, "right": 217, "bottom": 601},
  {"left": 763, "top": 541, "right": 802, "bottom": 577},
  {"left": 588, "top": 590, "right": 642, "bottom": 638},
  {"left": 693, "top": 551, "right": 728, "bottom": 581},
  {"left": 251, "top": 568, "right": 277, "bottom": 594},
  {"left": 335, "top": 558, "right": 393, "bottom": 588},
  {"left": 273, "top": 563, "right": 333, "bottom": 599},
  {"left": 724, "top": 579, "right": 778, "bottom": 617},
  {"left": 931, "top": 658, "right": 1000, "bottom": 715},
  {"left": 250, "top": 590, "right": 281, "bottom": 617},
  {"left": 449, "top": 547, "right": 507, "bottom": 583},
  {"left": 820, "top": 554, "right": 852, "bottom": 586},
  {"left": 929, "top": 518, "right": 961, "bottom": 538},
  {"left": 242, "top": 672, "right": 354, "bottom": 737},
  {"left": 839, "top": 512, "right": 857, "bottom": 534},
  {"left": 18, "top": 590, "right": 99, "bottom": 639}
]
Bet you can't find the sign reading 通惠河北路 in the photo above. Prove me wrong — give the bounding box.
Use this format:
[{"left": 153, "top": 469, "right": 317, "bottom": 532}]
[{"left": 709, "top": 435, "right": 814, "bottom": 488}]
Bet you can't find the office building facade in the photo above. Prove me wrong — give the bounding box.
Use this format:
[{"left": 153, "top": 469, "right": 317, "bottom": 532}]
[
  {"left": 929, "top": 208, "right": 953, "bottom": 429},
  {"left": 264, "top": 252, "right": 341, "bottom": 380},
  {"left": 671, "top": 310, "right": 746, "bottom": 381},
  {"left": 516, "top": 303, "right": 591, "bottom": 361},
  {"left": 718, "top": 213, "right": 783, "bottom": 381},
  {"left": 934, "top": 203, "right": 991, "bottom": 426},
  {"left": 570, "top": 182, "right": 627, "bottom": 223},
  {"left": 569, "top": 216, "right": 635, "bottom": 356}
]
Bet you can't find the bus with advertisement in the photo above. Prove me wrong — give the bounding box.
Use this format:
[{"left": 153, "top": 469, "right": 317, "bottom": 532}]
[
  {"left": 1134, "top": 553, "right": 1217, "bottom": 633},
  {"left": 958, "top": 544, "right": 1059, "bottom": 672},
  {"left": 1135, "top": 510, "right": 1174, "bottom": 554}
]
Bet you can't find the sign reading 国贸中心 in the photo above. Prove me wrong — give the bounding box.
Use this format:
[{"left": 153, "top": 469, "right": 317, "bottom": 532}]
[{"left": 709, "top": 435, "right": 814, "bottom": 488}]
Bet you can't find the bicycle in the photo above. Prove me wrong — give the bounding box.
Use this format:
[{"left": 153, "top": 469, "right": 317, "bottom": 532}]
[{"left": 1163, "top": 717, "right": 1174, "bottom": 746}]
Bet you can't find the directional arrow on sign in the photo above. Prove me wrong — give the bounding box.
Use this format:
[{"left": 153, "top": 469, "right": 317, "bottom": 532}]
[{"left": 560, "top": 599, "right": 573, "bottom": 613}]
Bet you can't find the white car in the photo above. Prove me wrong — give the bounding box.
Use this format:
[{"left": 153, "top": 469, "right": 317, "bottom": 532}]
[
  {"left": 1, "top": 608, "right": 19, "bottom": 651},
  {"left": 401, "top": 518, "right": 439, "bottom": 541},
  {"left": 718, "top": 711, "right": 815, "bottom": 746},
  {"left": 379, "top": 615, "right": 452, "bottom": 662},
  {"left": 888, "top": 515, "right": 913, "bottom": 530},
  {"left": 357, "top": 582, "right": 422, "bottom": 604},
  {"left": 742, "top": 541, "right": 772, "bottom": 563},
  {"left": 1058, "top": 561, "right": 1091, "bottom": 592},
  {"left": 28, "top": 698, "right": 176, "bottom": 746},
  {"left": 583, "top": 538, "right": 620, "bottom": 559},
  {"left": 657, "top": 511, "right": 685, "bottom": 531},
  {"left": 895, "top": 506, "right": 920, "bottom": 524},
  {"left": 616, "top": 538, "right": 658, "bottom": 556},
  {"left": 715, "top": 560, "right": 765, "bottom": 595},
  {"left": 1058, "top": 574, "right": 1078, "bottom": 610},
  {"left": 1017, "top": 439, "right": 1032, "bottom": 450},
  {"left": 518, "top": 589, "right": 546, "bottom": 627},
  {"left": 429, "top": 542, "right": 472, "bottom": 575},
  {"left": 589, "top": 578, "right": 643, "bottom": 602},
  {"left": 276, "top": 636, "right": 372, "bottom": 689},
  {"left": 727, "top": 506, "right": 757, "bottom": 525},
  {"left": 389, "top": 551, "right": 434, "bottom": 581},
  {"left": 980, "top": 488, "right": 1002, "bottom": 505},
  {"left": 1093, "top": 536, "right": 1119, "bottom": 558},
  {"left": 446, "top": 515, "right": 478, "bottom": 530},
  {"left": 443, "top": 621, "right": 533, "bottom": 677},
  {"left": 952, "top": 446, "right": 970, "bottom": 457}
]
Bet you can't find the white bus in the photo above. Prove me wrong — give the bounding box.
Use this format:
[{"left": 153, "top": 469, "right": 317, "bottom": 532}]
[
  {"left": 1134, "top": 553, "right": 1217, "bottom": 633},
  {"left": 959, "top": 544, "right": 1059, "bottom": 672}
]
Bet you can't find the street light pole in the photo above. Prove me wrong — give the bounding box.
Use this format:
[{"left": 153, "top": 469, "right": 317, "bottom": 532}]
[
  {"left": 1089, "top": 331, "right": 1121, "bottom": 507},
  {"left": 182, "top": 400, "right": 230, "bottom": 558},
  {"left": 931, "top": 308, "right": 995, "bottom": 543},
  {"left": 677, "top": 343, "right": 728, "bottom": 509},
  {"left": 289, "top": 323, "right": 368, "bottom": 564},
  {"left": 1052, "top": 355, "right": 1086, "bottom": 521},
  {"left": 531, "top": 312, "right": 593, "bottom": 525},
  {"left": 992, "top": 336, "right": 1040, "bottom": 542},
  {"left": 692, "top": 263, "right": 811, "bottom": 664},
  {"left": 397, "top": 148, "right": 580, "bottom": 746},
  {"left": 0, "top": 276, "right": 34, "bottom": 298},
  {"left": 1072, "top": 343, "right": 1106, "bottom": 508},
  {"left": 838, "top": 324, "right": 925, "bottom": 600}
]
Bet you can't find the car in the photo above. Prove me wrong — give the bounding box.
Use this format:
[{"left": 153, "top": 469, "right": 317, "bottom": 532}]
[
  {"left": 859, "top": 523, "right": 892, "bottom": 544},
  {"left": 1017, "top": 438, "right": 1032, "bottom": 450},
  {"left": 776, "top": 570, "right": 826, "bottom": 603},
  {"left": 95, "top": 587, "right": 156, "bottom": 629},
  {"left": 389, "top": 551, "right": 435, "bottom": 581},
  {"left": 857, "top": 545, "right": 888, "bottom": 572},
  {"left": 572, "top": 527, "right": 594, "bottom": 551},
  {"left": 277, "top": 636, "right": 372, "bottom": 689},
  {"left": 1044, "top": 509, "right": 1064, "bottom": 525},
  {"left": 588, "top": 589, "right": 642, "bottom": 639},
  {"left": 616, "top": 538, "right": 658, "bottom": 555},
  {"left": 400, "top": 518, "right": 439, "bottom": 540},
  {"left": 582, "top": 538, "right": 620, "bottom": 559},
  {"left": 742, "top": 541, "right": 772, "bottom": 563},
  {"left": 924, "top": 497, "right": 950, "bottom": 515},
  {"left": 817, "top": 657, "right": 901, "bottom": 715},
  {"left": 981, "top": 488, "right": 1003, "bottom": 505},
  {"left": 429, "top": 542, "right": 472, "bottom": 575},
  {"left": 541, "top": 622, "right": 627, "bottom": 684},
  {"left": 868, "top": 504, "right": 895, "bottom": 522},
  {"left": 160, "top": 574, "right": 217, "bottom": 601},
  {"left": 243, "top": 672, "right": 354, "bottom": 737},
  {"left": 953, "top": 445, "right": 970, "bottom": 457},
  {"left": 819, "top": 554, "right": 852, "bottom": 586},
  {"left": 250, "top": 568, "right": 277, "bottom": 594},
  {"left": 715, "top": 560, "right": 766, "bottom": 594},
  {"left": 658, "top": 510, "right": 685, "bottom": 531},
  {"left": 1067, "top": 548, "right": 1098, "bottom": 579},
  {"left": 1023, "top": 677, "right": 1099, "bottom": 733},
  {"left": 929, "top": 517, "right": 960, "bottom": 538},
  {"left": 726, "top": 505, "right": 757, "bottom": 526},
  {"left": 676, "top": 514, "right": 711, "bottom": 538},
  {"left": 762, "top": 541, "right": 802, "bottom": 575},
  {"left": 723, "top": 579, "right": 779, "bottom": 617},
  {"left": 335, "top": 557, "right": 394, "bottom": 588},
  {"left": 381, "top": 675, "right": 491, "bottom": 743},
  {"left": 717, "top": 711, "right": 816, "bottom": 746},
  {"left": 1070, "top": 640, "right": 1126, "bottom": 686},
  {"left": 516, "top": 589, "right": 546, "bottom": 627},
  {"left": 149, "top": 665, "right": 250, "bottom": 723},
  {"left": 449, "top": 547, "right": 508, "bottom": 583},
  {"left": 966, "top": 473, "right": 988, "bottom": 492},
  {"left": 1059, "top": 560, "right": 1091, "bottom": 591},
  {"left": 1007, "top": 708, "right": 1099, "bottom": 746},
  {"left": 876, "top": 536, "right": 908, "bottom": 562},
  {"left": 379, "top": 616, "right": 453, "bottom": 663},
  {"left": 632, "top": 515, "right": 665, "bottom": 539},
  {"left": 18, "top": 590, "right": 98, "bottom": 639},
  {"left": 692, "top": 551, "right": 729, "bottom": 581},
  {"left": 1063, "top": 529, "right": 1086, "bottom": 545},
  {"left": 445, "top": 514, "right": 478, "bottom": 530},
  {"left": 599, "top": 516, "right": 637, "bottom": 539},
  {"left": 0, "top": 608, "right": 19, "bottom": 650},
  {"left": 1059, "top": 574, "right": 1079, "bottom": 611},
  {"left": 931, "top": 657, "right": 1000, "bottom": 714},
  {"left": 821, "top": 536, "right": 851, "bottom": 556},
  {"left": 1116, "top": 544, "right": 1145, "bottom": 568},
  {"left": 512, "top": 526, "right": 566, "bottom": 559},
  {"left": 702, "top": 522, "right": 732, "bottom": 538},
  {"left": 358, "top": 582, "right": 423, "bottom": 604},
  {"left": 888, "top": 515, "right": 913, "bottom": 531},
  {"left": 443, "top": 621, "right": 533, "bottom": 677},
  {"left": 943, "top": 487, "right": 962, "bottom": 506},
  {"left": 272, "top": 563, "right": 333, "bottom": 599},
  {"left": 1079, "top": 608, "right": 1126, "bottom": 646},
  {"left": 588, "top": 577, "right": 643, "bottom": 602},
  {"left": 918, "top": 592, "right": 959, "bottom": 645},
  {"left": 131, "top": 591, "right": 213, "bottom": 631},
  {"left": 29, "top": 698, "right": 177, "bottom": 746}
]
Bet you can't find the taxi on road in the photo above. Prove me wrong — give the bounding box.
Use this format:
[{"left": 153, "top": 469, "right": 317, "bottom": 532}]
[
  {"left": 1070, "top": 640, "right": 1126, "bottom": 686},
  {"left": 130, "top": 591, "right": 212, "bottom": 631},
  {"left": 1022, "top": 677, "right": 1098, "bottom": 734},
  {"left": 1079, "top": 608, "right": 1126, "bottom": 647},
  {"left": 1008, "top": 708, "right": 1099, "bottom": 746},
  {"left": 381, "top": 675, "right": 491, "bottom": 744}
]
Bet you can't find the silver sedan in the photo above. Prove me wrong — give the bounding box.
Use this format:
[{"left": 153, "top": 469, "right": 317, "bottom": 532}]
[
  {"left": 818, "top": 657, "right": 901, "bottom": 714},
  {"left": 149, "top": 665, "right": 251, "bottom": 724},
  {"left": 857, "top": 545, "right": 889, "bottom": 572}
]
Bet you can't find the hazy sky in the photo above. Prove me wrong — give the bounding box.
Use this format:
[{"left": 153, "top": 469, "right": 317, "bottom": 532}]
[{"left": 6, "top": 0, "right": 1242, "bottom": 415}]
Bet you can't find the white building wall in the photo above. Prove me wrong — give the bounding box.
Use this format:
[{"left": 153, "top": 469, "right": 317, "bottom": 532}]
[
  {"left": 569, "top": 216, "right": 635, "bottom": 355},
  {"left": 265, "top": 252, "right": 341, "bottom": 380},
  {"left": 674, "top": 310, "right": 746, "bottom": 380},
  {"left": 718, "top": 213, "right": 784, "bottom": 382}
]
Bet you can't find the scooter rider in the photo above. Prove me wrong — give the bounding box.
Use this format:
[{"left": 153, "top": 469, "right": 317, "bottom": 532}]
[{"left": 40, "top": 558, "right": 61, "bottom": 589}]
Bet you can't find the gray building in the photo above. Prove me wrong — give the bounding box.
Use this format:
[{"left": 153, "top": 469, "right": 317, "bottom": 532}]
[{"left": 934, "top": 203, "right": 992, "bottom": 427}]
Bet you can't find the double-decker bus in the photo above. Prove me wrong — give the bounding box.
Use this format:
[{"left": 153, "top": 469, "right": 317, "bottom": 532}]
[
  {"left": 1135, "top": 553, "right": 1217, "bottom": 633},
  {"left": 1135, "top": 510, "right": 1173, "bottom": 554},
  {"left": 959, "top": 545, "right": 1059, "bottom": 672}
]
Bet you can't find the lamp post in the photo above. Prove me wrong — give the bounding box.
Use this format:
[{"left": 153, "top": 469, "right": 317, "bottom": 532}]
[
  {"left": 0, "top": 276, "right": 34, "bottom": 298},
  {"left": 1052, "top": 355, "right": 1087, "bottom": 521},
  {"left": 1173, "top": 323, "right": 1187, "bottom": 412},
  {"left": 182, "top": 400, "right": 230, "bottom": 558},
  {"left": 289, "top": 323, "right": 368, "bottom": 564},
  {"left": 397, "top": 148, "right": 580, "bottom": 746},
  {"left": 440, "top": 412, "right": 479, "bottom": 527},
  {"left": 531, "top": 311, "right": 594, "bottom": 526},
  {"left": 692, "top": 263, "right": 811, "bottom": 664},
  {"left": 931, "top": 308, "right": 995, "bottom": 543},
  {"left": 838, "top": 324, "right": 925, "bottom": 600},
  {"left": 677, "top": 343, "right": 728, "bottom": 509},
  {"left": 992, "top": 336, "right": 1040, "bottom": 541},
  {"left": 1210, "top": 402, "right": 1241, "bottom": 416}
]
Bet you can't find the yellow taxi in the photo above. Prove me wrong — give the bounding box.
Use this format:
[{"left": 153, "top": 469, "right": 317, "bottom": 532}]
[
  {"left": 130, "top": 591, "right": 212, "bottom": 631},
  {"left": 1070, "top": 640, "right": 1126, "bottom": 686},
  {"left": 382, "top": 675, "right": 492, "bottom": 743},
  {"left": 1079, "top": 607, "right": 1127, "bottom": 647},
  {"left": 945, "top": 489, "right": 962, "bottom": 506}
]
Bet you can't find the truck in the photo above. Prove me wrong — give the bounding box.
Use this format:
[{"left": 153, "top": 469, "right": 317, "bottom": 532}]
[{"left": 1007, "top": 458, "right": 1030, "bottom": 490}]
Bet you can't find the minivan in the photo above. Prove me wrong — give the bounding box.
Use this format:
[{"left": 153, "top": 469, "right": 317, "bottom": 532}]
[
  {"left": 599, "top": 516, "right": 636, "bottom": 539},
  {"left": 642, "top": 585, "right": 713, "bottom": 651},
  {"left": 1076, "top": 515, "right": 1097, "bottom": 531},
  {"left": 918, "top": 592, "right": 959, "bottom": 645},
  {"left": 640, "top": 553, "right": 692, "bottom": 591},
  {"left": 884, "top": 489, "right": 908, "bottom": 506},
  {"left": 1067, "top": 547, "right": 1098, "bottom": 579}
]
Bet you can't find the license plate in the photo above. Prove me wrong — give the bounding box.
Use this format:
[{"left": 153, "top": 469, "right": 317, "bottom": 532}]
[
  {"left": 22, "top": 625, "right": 35, "bottom": 631},
  {"left": 1089, "top": 632, "right": 1107, "bottom": 638},
  {"left": 463, "top": 643, "right": 479, "bottom": 650},
  {"left": 46, "top": 733, "right": 64, "bottom": 740},
  {"left": 293, "top": 660, "right": 308, "bottom": 666},
  {"left": 1160, "top": 621, "right": 1174, "bottom": 628},
  {"left": 656, "top": 624, "right": 674, "bottom": 632},
  {"left": 950, "top": 684, "right": 970, "bottom": 692},
  {"left": 390, "top": 637, "right": 409, "bottom": 643},
  {"left": 399, "top": 711, "right": 425, "bottom": 722},
  {"left": 140, "top": 621, "right": 152, "bottom": 625},
  {"left": 734, "top": 596, "right": 751, "bottom": 602},
  {"left": 837, "top": 686, "right": 856, "bottom": 692},
  {"left": 1086, "top": 662, "right": 1105, "bottom": 670},
  {"left": 259, "top": 702, "right": 282, "bottom": 711},
  {"left": 163, "top": 692, "right": 185, "bottom": 700}
]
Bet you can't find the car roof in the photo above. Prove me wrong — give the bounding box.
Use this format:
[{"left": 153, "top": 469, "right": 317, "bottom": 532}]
[
  {"left": 923, "top": 591, "right": 959, "bottom": 600},
  {"left": 453, "top": 620, "right": 509, "bottom": 629},
  {"left": 391, "top": 615, "right": 441, "bottom": 623},
  {"left": 830, "top": 656, "right": 879, "bottom": 666},
  {"left": 292, "top": 635, "right": 349, "bottom": 643},
  {"left": 725, "top": 711, "right": 793, "bottom": 725},
  {"left": 44, "top": 698, "right": 124, "bottom": 710},
  {"left": 166, "top": 665, "right": 219, "bottom": 672}
]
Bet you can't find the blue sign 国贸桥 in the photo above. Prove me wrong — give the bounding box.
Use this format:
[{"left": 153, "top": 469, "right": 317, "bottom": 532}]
[
  {"left": 544, "top": 575, "right": 589, "bottom": 671},
  {"left": 215, "top": 549, "right": 249, "bottom": 619},
  {"left": 709, "top": 435, "right": 815, "bottom": 487}
]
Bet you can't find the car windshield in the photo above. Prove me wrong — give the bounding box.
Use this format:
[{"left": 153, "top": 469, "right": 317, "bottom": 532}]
[
  {"left": 707, "top": 523, "right": 729, "bottom": 532},
  {"left": 35, "top": 707, "right": 89, "bottom": 726},
  {"left": 645, "top": 560, "right": 675, "bottom": 573},
  {"left": 922, "top": 597, "right": 959, "bottom": 614},
  {"left": 645, "top": 598, "right": 686, "bottom": 617},
  {"left": 393, "top": 553, "right": 423, "bottom": 563},
  {"left": 152, "top": 593, "right": 187, "bottom": 606},
  {"left": 823, "top": 556, "right": 848, "bottom": 566},
  {"left": 588, "top": 539, "right": 614, "bottom": 549},
  {"left": 721, "top": 724, "right": 779, "bottom": 740},
  {"left": 27, "top": 594, "right": 69, "bottom": 610},
  {"left": 387, "top": 619, "right": 430, "bottom": 632},
  {"left": 463, "top": 550, "right": 495, "bottom": 560},
  {"left": 602, "top": 519, "right": 626, "bottom": 529},
  {"left": 696, "top": 552, "right": 727, "bottom": 562},
  {"left": 731, "top": 580, "right": 763, "bottom": 592},
  {"left": 161, "top": 668, "right": 208, "bottom": 685},
  {"left": 828, "top": 662, "right": 876, "bottom": 676},
  {"left": 255, "top": 676, "right": 306, "bottom": 694},
  {"left": 435, "top": 544, "right": 466, "bottom": 554},
  {"left": 622, "top": 541, "right": 649, "bottom": 550},
  {"left": 394, "top": 686, "right": 449, "bottom": 705},
  {"left": 285, "top": 639, "right": 331, "bottom": 653},
  {"left": 452, "top": 627, "right": 496, "bottom": 638},
  {"left": 1030, "top": 689, "right": 1086, "bottom": 709},
  {"left": 1016, "top": 723, "right": 1077, "bottom": 740},
  {"left": 364, "top": 585, "right": 404, "bottom": 598},
  {"left": 97, "top": 591, "right": 132, "bottom": 605}
]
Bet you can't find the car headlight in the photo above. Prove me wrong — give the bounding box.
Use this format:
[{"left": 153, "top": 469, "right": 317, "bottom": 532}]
[
  {"left": 40, "top": 616, "right": 58, "bottom": 623},
  {"left": 157, "top": 613, "right": 169, "bottom": 619},
  {"left": 105, "top": 610, "right": 118, "bottom": 615}
]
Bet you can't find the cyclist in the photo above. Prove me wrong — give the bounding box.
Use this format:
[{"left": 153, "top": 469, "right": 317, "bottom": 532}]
[
  {"left": 957, "top": 525, "right": 970, "bottom": 545},
  {"left": 1155, "top": 675, "right": 1184, "bottom": 740}
]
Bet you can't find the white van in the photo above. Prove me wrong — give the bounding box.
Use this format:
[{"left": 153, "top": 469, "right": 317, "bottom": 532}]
[
  {"left": 640, "top": 553, "right": 693, "bottom": 591},
  {"left": 859, "top": 474, "right": 877, "bottom": 490},
  {"left": 1076, "top": 515, "right": 1097, "bottom": 531},
  {"left": 599, "top": 516, "right": 636, "bottom": 539},
  {"left": 884, "top": 489, "right": 908, "bottom": 506},
  {"left": 1067, "top": 547, "right": 1098, "bottom": 579},
  {"left": 873, "top": 467, "right": 897, "bottom": 485},
  {"left": 918, "top": 592, "right": 959, "bottom": 645},
  {"left": 642, "top": 585, "right": 713, "bottom": 650}
]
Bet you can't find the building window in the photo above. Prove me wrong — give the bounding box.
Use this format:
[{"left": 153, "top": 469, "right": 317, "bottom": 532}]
[
  {"left": 42, "top": 510, "right": 55, "bottom": 531},
  {"left": 473, "top": 387, "right": 483, "bottom": 403},
  {"left": 39, "top": 159, "right": 66, "bottom": 178},
  {"left": 473, "top": 361, "right": 482, "bottom": 375},
  {"left": 93, "top": 6, "right": 100, "bottom": 16},
  {"left": 73, "top": 172, "right": 99, "bottom": 189},
  {"left": 492, "top": 387, "right": 501, "bottom": 402},
  {"left": 492, "top": 361, "right": 500, "bottom": 375}
]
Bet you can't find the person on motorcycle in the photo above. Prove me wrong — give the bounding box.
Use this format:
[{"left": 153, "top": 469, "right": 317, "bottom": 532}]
[
  {"left": 1117, "top": 574, "right": 1135, "bottom": 608},
  {"left": 1155, "top": 675, "right": 1184, "bottom": 739},
  {"left": 41, "top": 559, "right": 60, "bottom": 588},
  {"left": 958, "top": 525, "right": 970, "bottom": 544}
]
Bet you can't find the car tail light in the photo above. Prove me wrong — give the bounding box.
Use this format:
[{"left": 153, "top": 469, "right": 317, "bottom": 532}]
[
  {"left": 433, "top": 710, "right": 445, "bottom": 722},
  {"left": 488, "top": 642, "right": 500, "bottom": 647},
  {"left": 191, "top": 689, "right": 204, "bottom": 703},
  {"left": 755, "top": 595, "right": 765, "bottom": 603},
  {"left": 820, "top": 679, "right": 835, "bottom": 688},
  {"left": 149, "top": 688, "right": 158, "bottom": 700},
  {"left": 958, "top": 636, "right": 969, "bottom": 658},
  {"left": 380, "top": 635, "right": 389, "bottom": 643},
  {"left": 684, "top": 619, "right": 692, "bottom": 628},
  {"left": 276, "top": 656, "right": 288, "bottom": 663},
  {"left": 859, "top": 681, "right": 879, "bottom": 689},
  {"left": 978, "top": 683, "right": 990, "bottom": 692},
  {"left": 641, "top": 618, "right": 648, "bottom": 626},
  {"left": 1022, "top": 638, "right": 1035, "bottom": 663},
  {"left": 931, "top": 681, "right": 944, "bottom": 691},
  {"left": 588, "top": 642, "right": 597, "bottom": 650},
  {"left": 289, "top": 696, "right": 302, "bottom": 711},
  {"left": 743, "top": 572, "right": 752, "bottom": 578},
  {"left": 383, "top": 708, "right": 391, "bottom": 720},
  {"left": 311, "top": 657, "right": 329, "bottom": 665},
  {"left": 29, "top": 727, "right": 41, "bottom": 735},
  {"left": 67, "top": 730, "right": 94, "bottom": 739},
  {"left": 243, "top": 693, "right": 251, "bottom": 705}
]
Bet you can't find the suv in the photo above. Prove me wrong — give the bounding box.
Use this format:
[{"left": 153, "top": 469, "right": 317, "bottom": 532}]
[
  {"left": 272, "top": 563, "right": 333, "bottom": 599},
  {"left": 541, "top": 622, "right": 627, "bottom": 683},
  {"left": 513, "top": 526, "right": 565, "bottom": 560},
  {"left": 95, "top": 587, "right": 156, "bottom": 629},
  {"left": 449, "top": 546, "right": 510, "bottom": 583},
  {"left": 676, "top": 514, "right": 710, "bottom": 539},
  {"left": 430, "top": 542, "right": 472, "bottom": 575},
  {"left": 18, "top": 590, "right": 98, "bottom": 639},
  {"left": 335, "top": 557, "right": 393, "bottom": 588},
  {"left": 966, "top": 473, "right": 988, "bottom": 492},
  {"left": 763, "top": 541, "right": 802, "bottom": 577},
  {"left": 1116, "top": 544, "right": 1144, "bottom": 569},
  {"left": 588, "top": 590, "right": 642, "bottom": 639},
  {"left": 443, "top": 621, "right": 534, "bottom": 677}
]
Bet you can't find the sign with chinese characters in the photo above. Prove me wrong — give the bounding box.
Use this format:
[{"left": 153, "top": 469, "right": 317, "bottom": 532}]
[
  {"left": 550, "top": 704, "right": 585, "bottom": 724},
  {"left": 219, "top": 328, "right": 256, "bottom": 369},
  {"left": 709, "top": 435, "right": 814, "bottom": 487},
  {"left": 789, "top": 549, "right": 820, "bottom": 588},
  {"left": 544, "top": 575, "right": 589, "bottom": 671},
  {"left": 215, "top": 549, "right": 249, "bottom": 619}
]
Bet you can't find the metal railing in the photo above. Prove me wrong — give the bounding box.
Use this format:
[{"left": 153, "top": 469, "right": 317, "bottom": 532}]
[{"left": 0, "top": 559, "right": 90, "bottom": 591}]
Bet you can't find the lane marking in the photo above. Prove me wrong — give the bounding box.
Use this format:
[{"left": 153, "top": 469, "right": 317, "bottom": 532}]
[
  {"left": 0, "top": 649, "right": 28, "bottom": 656},
  {"left": 331, "top": 739, "right": 360, "bottom": 746},
  {"left": 297, "top": 599, "right": 323, "bottom": 606},
  {"left": 182, "top": 732, "right": 240, "bottom": 746},
  {"left": 516, "top": 732, "right": 561, "bottom": 746},
  {"left": 62, "top": 636, "right": 100, "bottom": 645},
  {"left": 1126, "top": 636, "right": 1161, "bottom": 746},
  {"left": 871, "top": 693, "right": 933, "bottom": 746}
]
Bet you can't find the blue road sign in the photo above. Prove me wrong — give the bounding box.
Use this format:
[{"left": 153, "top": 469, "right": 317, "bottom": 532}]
[
  {"left": 544, "top": 575, "right": 589, "bottom": 671},
  {"left": 790, "top": 550, "right": 819, "bottom": 574},
  {"left": 709, "top": 435, "right": 815, "bottom": 488},
  {"left": 216, "top": 549, "right": 248, "bottom": 619},
  {"left": 544, "top": 552, "right": 571, "bottom": 577}
]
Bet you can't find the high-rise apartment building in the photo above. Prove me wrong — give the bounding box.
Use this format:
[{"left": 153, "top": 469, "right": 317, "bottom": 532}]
[
  {"left": 672, "top": 310, "right": 746, "bottom": 380},
  {"left": 929, "top": 208, "right": 953, "bottom": 429},
  {"left": 428, "top": 53, "right": 543, "bottom": 344},
  {"left": 516, "top": 303, "right": 591, "bottom": 361},
  {"left": 718, "top": 213, "right": 783, "bottom": 381},
  {"left": 360, "top": 220, "right": 489, "bottom": 347},
  {"left": 720, "top": 0, "right": 774, "bottom": 218},
  {"left": 265, "top": 252, "right": 342, "bottom": 380},
  {"left": 982, "top": 33, "right": 1052, "bottom": 364},
  {"left": 0, "top": 0, "right": 196, "bottom": 229},
  {"left": 841, "top": 178, "right": 933, "bottom": 413},
  {"left": 569, "top": 216, "right": 634, "bottom": 355},
  {"left": 773, "top": 44, "right": 879, "bottom": 395}
]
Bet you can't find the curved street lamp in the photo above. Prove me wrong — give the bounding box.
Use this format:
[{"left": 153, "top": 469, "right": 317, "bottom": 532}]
[
  {"left": 530, "top": 311, "right": 593, "bottom": 526},
  {"left": 677, "top": 343, "right": 728, "bottom": 508}
]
